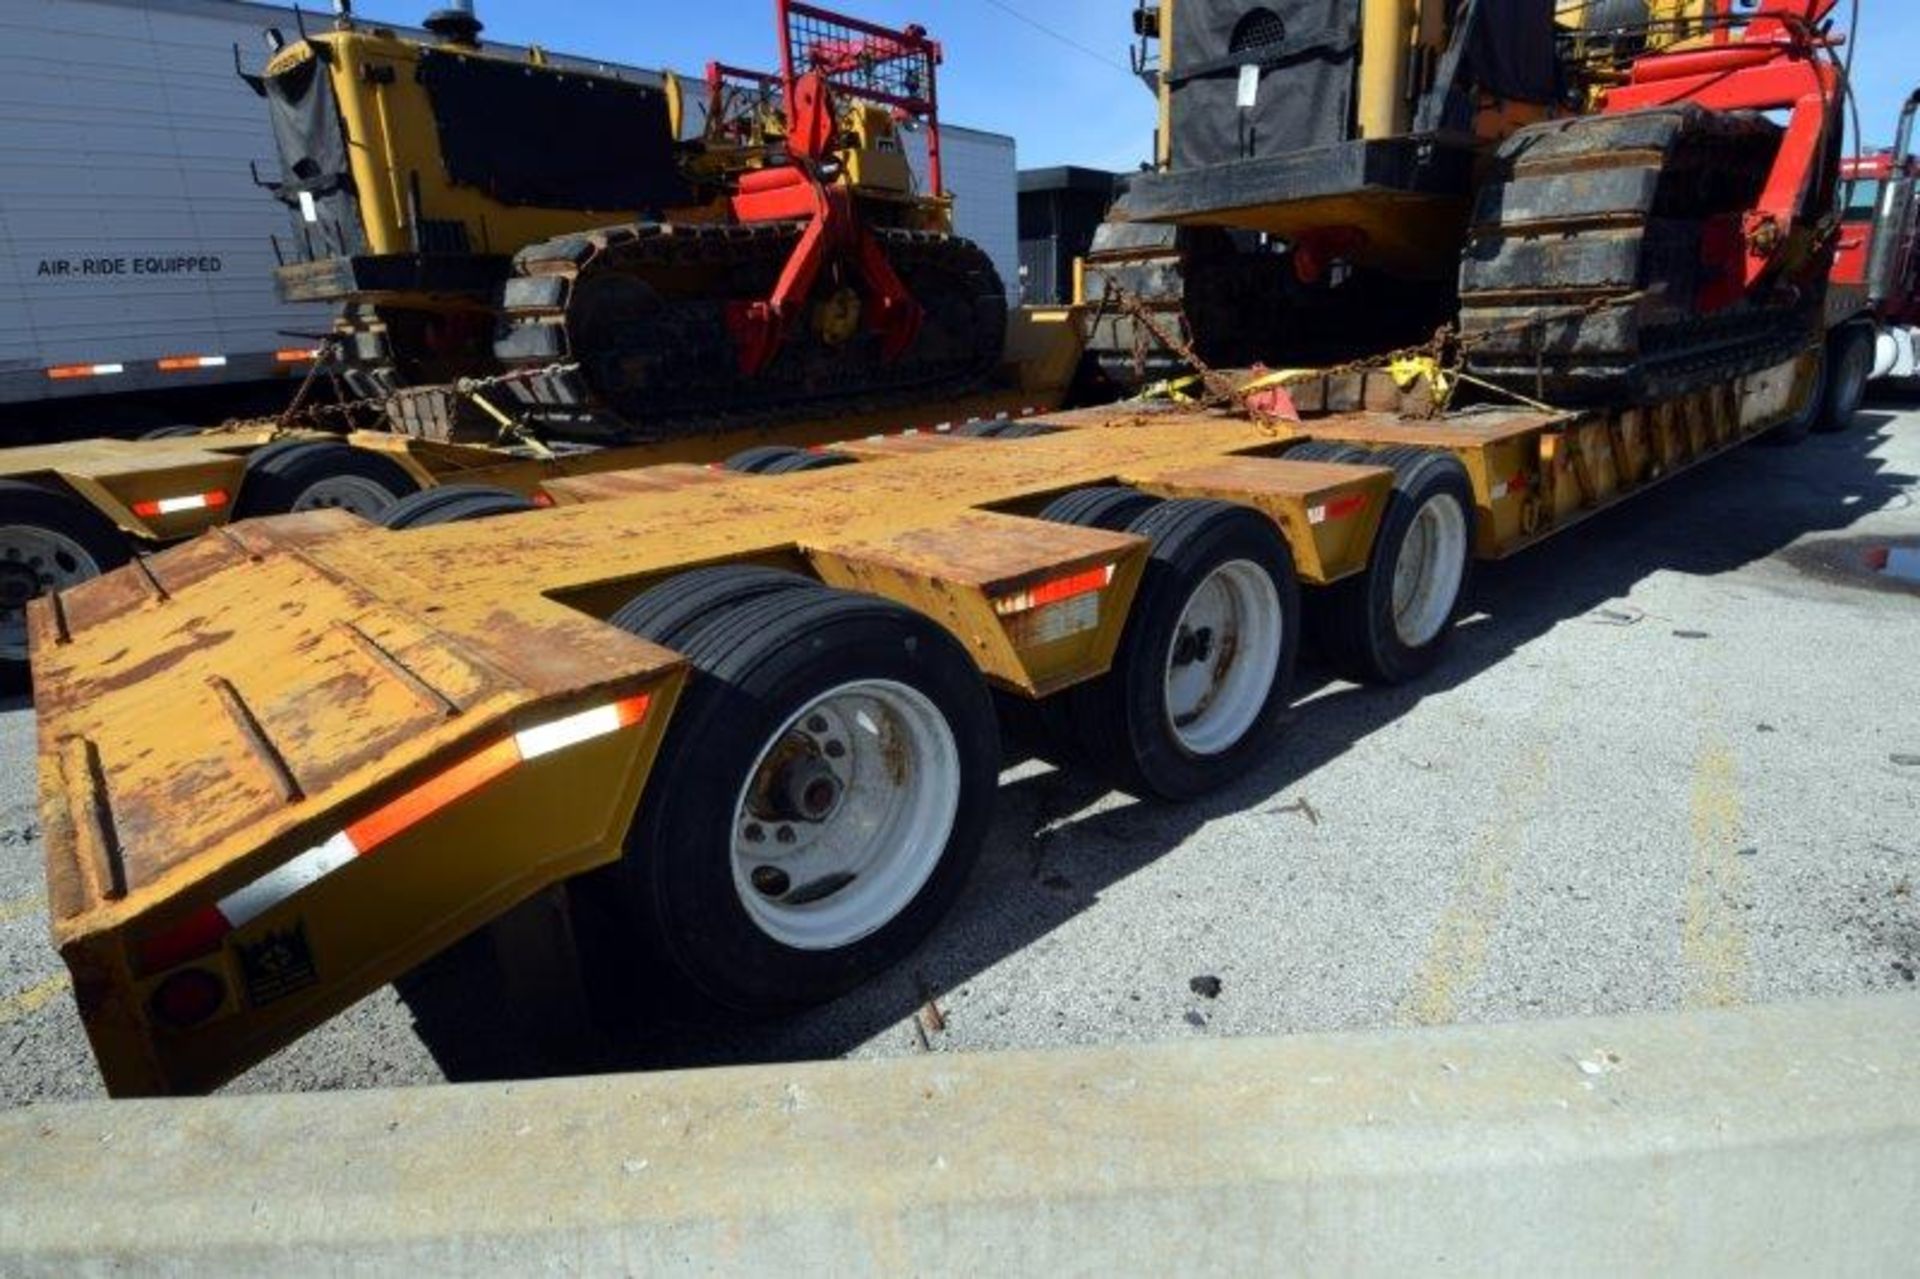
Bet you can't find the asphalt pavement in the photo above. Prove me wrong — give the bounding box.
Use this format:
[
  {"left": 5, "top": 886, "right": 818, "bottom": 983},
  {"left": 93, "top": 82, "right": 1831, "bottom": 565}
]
[{"left": 4, "top": 400, "right": 1917, "bottom": 1104}]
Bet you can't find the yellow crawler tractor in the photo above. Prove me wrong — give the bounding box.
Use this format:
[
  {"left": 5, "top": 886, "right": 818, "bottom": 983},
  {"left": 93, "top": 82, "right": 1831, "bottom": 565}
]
[
  {"left": 252, "top": 1, "right": 1005, "bottom": 442},
  {"left": 1084, "top": 0, "right": 1847, "bottom": 411}
]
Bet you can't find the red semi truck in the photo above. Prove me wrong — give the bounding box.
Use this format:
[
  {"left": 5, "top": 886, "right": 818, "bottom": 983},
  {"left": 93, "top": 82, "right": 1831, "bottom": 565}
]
[{"left": 1834, "top": 90, "right": 1920, "bottom": 386}]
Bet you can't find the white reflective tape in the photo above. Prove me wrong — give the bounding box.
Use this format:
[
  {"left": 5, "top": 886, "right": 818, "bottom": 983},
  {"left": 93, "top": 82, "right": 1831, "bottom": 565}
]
[
  {"left": 1003, "top": 593, "right": 1101, "bottom": 647},
  {"left": 92, "top": 363, "right": 125, "bottom": 376},
  {"left": 154, "top": 494, "right": 211, "bottom": 515},
  {"left": 1308, "top": 505, "right": 1328, "bottom": 525},
  {"left": 218, "top": 831, "right": 358, "bottom": 929},
  {"left": 298, "top": 190, "right": 318, "bottom": 223},
  {"left": 195, "top": 355, "right": 228, "bottom": 369},
  {"left": 515, "top": 703, "right": 624, "bottom": 759},
  {"left": 1491, "top": 481, "right": 1510, "bottom": 500}
]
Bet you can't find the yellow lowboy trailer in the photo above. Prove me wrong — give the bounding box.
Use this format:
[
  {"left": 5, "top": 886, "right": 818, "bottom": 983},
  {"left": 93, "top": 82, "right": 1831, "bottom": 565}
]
[
  {"left": 0, "top": 309, "right": 1080, "bottom": 686},
  {"left": 32, "top": 348, "right": 1813, "bottom": 1095}
]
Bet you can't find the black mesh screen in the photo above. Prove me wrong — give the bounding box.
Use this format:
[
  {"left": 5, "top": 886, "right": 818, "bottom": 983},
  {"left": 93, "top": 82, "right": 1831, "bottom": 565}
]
[
  {"left": 784, "top": 3, "right": 938, "bottom": 114},
  {"left": 417, "top": 50, "right": 693, "bottom": 212},
  {"left": 1230, "top": 9, "right": 1289, "bottom": 54}
]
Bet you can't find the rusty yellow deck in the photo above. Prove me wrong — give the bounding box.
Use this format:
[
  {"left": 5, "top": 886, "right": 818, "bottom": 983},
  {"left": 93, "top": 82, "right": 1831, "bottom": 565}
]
[{"left": 26, "top": 347, "right": 1814, "bottom": 1094}]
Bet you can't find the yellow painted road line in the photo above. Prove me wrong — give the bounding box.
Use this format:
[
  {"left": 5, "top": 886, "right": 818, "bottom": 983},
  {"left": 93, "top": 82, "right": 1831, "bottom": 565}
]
[
  {"left": 1683, "top": 735, "right": 1750, "bottom": 1008},
  {"left": 1397, "top": 685, "right": 1567, "bottom": 1026},
  {"left": 0, "top": 894, "right": 46, "bottom": 927},
  {"left": 0, "top": 973, "right": 71, "bottom": 1026}
]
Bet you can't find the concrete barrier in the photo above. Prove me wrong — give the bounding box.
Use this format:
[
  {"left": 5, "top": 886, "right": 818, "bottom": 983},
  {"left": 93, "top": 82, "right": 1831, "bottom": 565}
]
[{"left": 2, "top": 996, "right": 1916, "bottom": 1275}]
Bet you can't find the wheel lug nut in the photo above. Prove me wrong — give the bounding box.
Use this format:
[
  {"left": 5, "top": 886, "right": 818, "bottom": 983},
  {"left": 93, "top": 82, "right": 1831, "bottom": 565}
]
[
  {"left": 806, "top": 714, "right": 829, "bottom": 734},
  {"left": 744, "top": 823, "right": 765, "bottom": 842},
  {"left": 824, "top": 740, "right": 846, "bottom": 759},
  {"left": 776, "top": 826, "right": 797, "bottom": 845}
]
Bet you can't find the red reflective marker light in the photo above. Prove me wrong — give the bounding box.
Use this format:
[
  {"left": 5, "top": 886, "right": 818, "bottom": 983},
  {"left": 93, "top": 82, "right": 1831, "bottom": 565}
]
[
  {"left": 149, "top": 968, "right": 226, "bottom": 1029},
  {"left": 1307, "top": 493, "right": 1369, "bottom": 525},
  {"left": 131, "top": 490, "right": 229, "bottom": 519},
  {"left": 993, "top": 565, "right": 1114, "bottom": 617}
]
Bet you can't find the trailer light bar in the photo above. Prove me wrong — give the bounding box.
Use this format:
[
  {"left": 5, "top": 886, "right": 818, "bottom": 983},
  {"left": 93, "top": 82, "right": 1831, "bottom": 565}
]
[
  {"left": 157, "top": 354, "right": 229, "bottom": 372},
  {"left": 993, "top": 565, "right": 1115, "bottom": 617},
  {"left": 275, "top": 348, "right": 320, "bottom": 363},
  {"left": 1307, "top": 493, "right": 1368, "bottom": 525},
  {"left": 133, "top": 693, "right": 653, "bottom": 975},
  {"left": 131, "top": 490, "right": 230, "bottom": 518},
  {"left": 46, "top": 363, "right": 126, "bottom": 380}
]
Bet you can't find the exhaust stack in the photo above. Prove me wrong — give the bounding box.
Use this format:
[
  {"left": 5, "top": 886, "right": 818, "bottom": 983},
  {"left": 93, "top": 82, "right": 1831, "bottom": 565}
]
[
  {"left": 1866, "top": 88, "right": 1920, "bottom": 313},
  {"left": 424, "top": 0, "right": 482, "bottom": 46}
]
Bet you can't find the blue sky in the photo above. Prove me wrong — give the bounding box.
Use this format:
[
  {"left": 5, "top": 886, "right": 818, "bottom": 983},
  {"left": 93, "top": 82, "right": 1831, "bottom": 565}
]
[{"left": 337, "top": 1, "right": 1920, "bottom": 168}]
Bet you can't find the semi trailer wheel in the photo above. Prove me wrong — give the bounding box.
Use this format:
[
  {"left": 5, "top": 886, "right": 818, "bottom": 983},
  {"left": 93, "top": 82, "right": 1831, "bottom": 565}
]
[
  {"left": 1038, "top": 484, "right": 1162, "bottom": 532},
  {"left": 232, "top": 441, "right": 419, "bottom": 519},
  {"left": 992, "top": 421, "right": 1061, "bottom": 440},
  {"left": 0, "top": 480, "right": 132, "bottom": 688},
  {"left": 1814, "top": 323, "right": 1873, "bottom": 434},
  {"left": 607, "top": 565, "right": 819, "bottom": 647},
  {"left": 1312, "top": 447, "right": 1474, "bottom": 685},
  {"left": 608, "top": 576, "right": 998, "bottom": 1010},
  {"left": 378, "top": 484, "right": 537, "bottom": 530},
  {"left": 954, "top": 419, "right": 1058, "bottom": 440},
  {"left": 1285, "top": 441, "right": 1372, "bottom": 465},
  {"left": 722, "top": 445, "right": 854, "bottom": 474},
  {"left": 1057, "top": 499, "right": 1300, "bottom": 801},
  {"left": 761, "top": 450, "right": 856, "bottom": 474}
]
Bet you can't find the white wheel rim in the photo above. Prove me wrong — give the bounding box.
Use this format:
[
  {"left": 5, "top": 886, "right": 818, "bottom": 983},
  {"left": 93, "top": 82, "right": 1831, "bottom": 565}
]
[
  {"left": 295, "top": 475, "right": 400, "bottom": 517},
  {"left": 729, "top": 679, "right": 961, "bottom": 951},
  {"left": 1161, "top": 559, "right": 1284, "bottom": 757},
  {"left": 0, "top": 524, "right": 104, "bottom": 662},
  {"left": 1390, "top": 493, "right": 1468, "bottom": 649}
]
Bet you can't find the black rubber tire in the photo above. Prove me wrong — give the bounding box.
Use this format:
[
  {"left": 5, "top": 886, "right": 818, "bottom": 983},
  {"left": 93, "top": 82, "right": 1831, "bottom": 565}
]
[
  {"left": 607, "top": 565, "right": 819, "bottom": 650},
  {"left": 1057, "top": 499, "right": 1300, "bottom": 801},
  {"left": 993, "top": 421, "right": 1061, "bottom": 440},
  {"left": 0, "top": 479, "right": 133, "bottom": 690},
  {"left": 237, "top": 437, "right": 325, "bottom": 474},
  {"left": 1038, "top": 485, "right": 1162, "bottom": 532},
  {"left": 761, "top": 450, "right": 856, "bottom": 474},
  {"left": 1284, "top": 441, "right": 1371, "bottom": 465},
  {"left": 1814, "top": 324, "right": 1873, "bottom": 434},
  {"left": 1310, "top": 447, "right": 1476, "bottom": 685},
  {"left": 953, "top": 419, "right": 1013, "bottom": 438},
  {"left": 232, "top": 441, "right": 420, "bottom": 519},
  {"left": 379, "top": 484, "right": 538, "bottom": 530},
  {"left": 137, "top": 425, "right": 205, "bottom": 441},
  {"left": 724, "top": 446, "right": 807, "bottom": 474},
  {"left": 607, "top": 582, "right": 998, "bottom": 1011}
]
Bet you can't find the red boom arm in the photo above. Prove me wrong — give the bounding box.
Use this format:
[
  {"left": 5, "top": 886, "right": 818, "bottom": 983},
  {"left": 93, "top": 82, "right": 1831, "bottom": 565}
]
[{"left": 1605, "top": 0, "right": 1845, "bottom": 295}]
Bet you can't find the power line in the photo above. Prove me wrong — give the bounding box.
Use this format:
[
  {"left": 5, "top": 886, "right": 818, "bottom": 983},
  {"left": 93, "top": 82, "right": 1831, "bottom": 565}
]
[{"left": 976, "top": 0, "right": 1135, "bottom": 76}]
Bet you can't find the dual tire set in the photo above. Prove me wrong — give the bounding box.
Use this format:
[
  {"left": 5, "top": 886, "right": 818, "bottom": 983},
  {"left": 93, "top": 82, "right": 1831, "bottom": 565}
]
[{"left": 574, "top": 445, "right": 1478, "bottom": 1011}]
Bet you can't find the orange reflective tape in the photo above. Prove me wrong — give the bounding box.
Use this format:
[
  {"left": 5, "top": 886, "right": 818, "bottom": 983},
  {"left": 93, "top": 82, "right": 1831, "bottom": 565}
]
[
  {"left": 344, "top": 737, "right": 520, "bottom": 855},
  {"left": 1028, "top": 566, "right": 1111, "bottom": 609}
]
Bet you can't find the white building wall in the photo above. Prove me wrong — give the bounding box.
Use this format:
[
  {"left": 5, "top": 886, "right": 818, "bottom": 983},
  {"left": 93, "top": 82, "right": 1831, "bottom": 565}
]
[{"left": 903, "top": 125, "right": 1019, "bottom": 301}]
